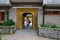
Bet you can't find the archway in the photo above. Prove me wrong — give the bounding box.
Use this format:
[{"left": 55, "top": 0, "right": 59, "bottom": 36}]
[
  {"left": 22, "top": 13, "right": 33, "bottom": 29},
  {"left": 17, "top": 8, "right": 38, "bottom": 30}
]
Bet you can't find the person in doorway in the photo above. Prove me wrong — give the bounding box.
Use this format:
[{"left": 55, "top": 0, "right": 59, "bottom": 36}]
[{"left": 26, "top": 17, "right": 31, "bottom": 28}]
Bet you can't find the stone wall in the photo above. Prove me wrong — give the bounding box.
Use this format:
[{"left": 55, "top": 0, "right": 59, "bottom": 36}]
[
  {"left": 45, "top": 15, "right": 60, "bottom": 26},
  {"left": 38, "top": 26, "right": 60, "bottom": 39},
  {"left": 9, "top": 8, "right": 17, "bottom": 23},
  {"left": 38, "top": 8, "right": 43, "bottom": 26}
]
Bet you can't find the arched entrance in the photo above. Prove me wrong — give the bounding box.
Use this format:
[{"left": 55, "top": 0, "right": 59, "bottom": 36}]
[
  {"left": 17, "top": 8, "right": 38, "bottom": 30},
  {"left": 22, "top": 13, "right": 33, "bottom": 29}
]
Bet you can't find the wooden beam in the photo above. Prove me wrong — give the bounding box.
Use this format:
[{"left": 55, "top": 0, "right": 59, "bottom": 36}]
[{"left": 12, "top": 2, "right": 42, "bottom": 5}]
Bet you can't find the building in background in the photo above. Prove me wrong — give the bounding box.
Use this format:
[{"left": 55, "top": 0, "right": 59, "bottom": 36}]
[{"left": 0, "top": 0, "right": 60, "bottom": 30}]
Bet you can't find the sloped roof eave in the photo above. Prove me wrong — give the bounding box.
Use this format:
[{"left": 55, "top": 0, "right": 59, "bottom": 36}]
[{"left": 11, "top": 0, "right": 42, "bottom": 2}]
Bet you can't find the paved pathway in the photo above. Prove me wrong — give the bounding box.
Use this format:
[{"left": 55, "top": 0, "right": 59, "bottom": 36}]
[{"left": 2, "top": 29, "right": 55, "bottom": 40}]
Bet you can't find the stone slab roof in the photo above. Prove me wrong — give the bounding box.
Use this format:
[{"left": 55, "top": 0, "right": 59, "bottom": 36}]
[
  {"left": 43, "top": 0, "right": 60, "bottom": 4},
  {"left": 11, "top": 0, "right": 42, "bottom": 2},
  {"left": 0, "top": 0, "right": 11, "bottom": 6}
]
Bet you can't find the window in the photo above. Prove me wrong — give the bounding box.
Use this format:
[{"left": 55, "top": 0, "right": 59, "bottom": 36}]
[
  {"left": 53, "top": 11, "right": 59, "bottom": 15},
  {"left": 2, "top": 12, "right": 4, "bottom": 21},
  {"left": 0, "top": 12, "right": 4, "bottom": 21},
  {"left": 45, "top": 11, "right": 51, "bottom": 15},
  {"left": 45, "top": 11, "right": 59, "bottom": 15}
]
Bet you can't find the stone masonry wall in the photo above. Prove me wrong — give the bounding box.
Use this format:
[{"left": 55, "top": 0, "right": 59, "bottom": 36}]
[
  {"left": 38, "top": 27, "right": 60, "bottom": 39},
  {"left": 9, "top": 8, "right": 17, "bottom": 23},
  {"left": 45, "top": 15, "right": 60, "bottom": 26},
  {"left": 38, "top": 8, "right": 43, "bottom": 26}
]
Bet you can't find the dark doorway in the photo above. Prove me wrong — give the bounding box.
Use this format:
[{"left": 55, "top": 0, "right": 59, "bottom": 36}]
[{"left": 22, "top": 13, "right": 33, "bottom": 29}]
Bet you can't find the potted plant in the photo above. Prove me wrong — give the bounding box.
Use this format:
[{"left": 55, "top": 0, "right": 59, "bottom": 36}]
[{"left": 0, "top": 19, "right": 16, "bottom": 34}]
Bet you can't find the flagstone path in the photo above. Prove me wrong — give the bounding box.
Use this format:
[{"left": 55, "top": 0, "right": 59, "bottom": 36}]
[{"left": 2, "top": 29, "right": 55, "bottom": 40}]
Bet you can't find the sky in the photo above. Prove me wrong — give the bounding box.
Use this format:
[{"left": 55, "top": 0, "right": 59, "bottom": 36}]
[
  {"left": 0, "top": 0, "right": 60, "bottom": 4},
  {"left": 43, "top": 0, "right": 60, "bottom": 4},
  {"left": 0, "top": 0, "right": 10, "bottom": 4}
]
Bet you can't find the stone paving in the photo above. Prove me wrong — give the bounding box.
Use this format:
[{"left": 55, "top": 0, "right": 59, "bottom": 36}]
[{"left": 2, "top": 29, "right": 55, "bottom": 40}]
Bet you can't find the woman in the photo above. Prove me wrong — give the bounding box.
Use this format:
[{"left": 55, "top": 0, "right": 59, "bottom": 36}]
[{"left": 26, "top": 17, "right": 31, "bottom": 28}]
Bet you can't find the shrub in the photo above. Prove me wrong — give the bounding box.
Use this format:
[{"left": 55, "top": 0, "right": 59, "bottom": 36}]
[
  {"left": 40, "top": 24, "right": 58, "bottom": 28},
  {"left": 40, "top": 24, "right": 47, "bottom": 27},
  {"left": 2, "top": 21, "right": 7, "bottom": 26},
  {"left": 51, "top": 25, "right": 57, "bottom": 28},
  {"left": 6, "top": 19, "right": 15, "bottom": 26},
  {"left": 0, "top": 19, "right": 15, "bottom": 26},
  {"left": 0, "top": 23, "right": 2, "bottom": 26}
]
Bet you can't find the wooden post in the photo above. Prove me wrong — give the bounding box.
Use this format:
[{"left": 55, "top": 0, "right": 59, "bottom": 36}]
[
  {"left": 43, "top": 5, "right": 46, "bottom": 24},
  {"left": 7, "top": 8, "right": 9, "bottom": 20},
  {"left": 4, "top": 10, "right": 7, "bottom": 21},
  {"left": 4, "top": 8, "right": 9, "bottom": 21}
]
